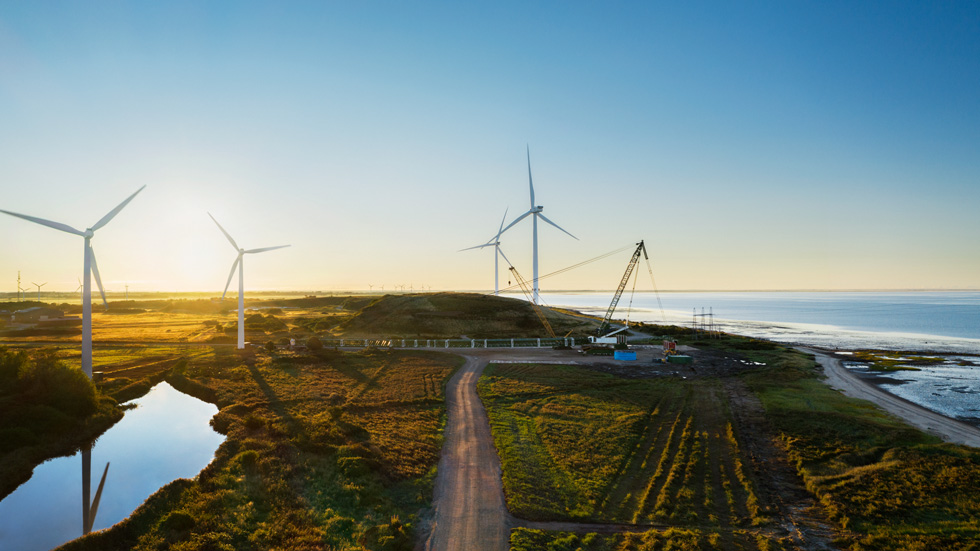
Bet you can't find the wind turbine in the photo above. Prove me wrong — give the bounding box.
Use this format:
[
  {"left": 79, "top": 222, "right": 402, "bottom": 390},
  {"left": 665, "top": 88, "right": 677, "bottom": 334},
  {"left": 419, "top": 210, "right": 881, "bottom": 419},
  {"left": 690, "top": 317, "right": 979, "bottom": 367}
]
[
  {"left": 32, "top": 281, "right": 46, "bottom": 301},
  {"left": 498, "top": 147, "right": 577, "bottom": 304},
  {"left": 1, "top": 186, "right": 145, "bottom": 378},
  {"left": 81, "top": 444, "right": 109, "bottom": 535},
  {"left": 209, "top": 213, "right": 290, "bottom": 349},
  {"left": 460, "top": 208, "right": 512, "bottom": 295}
]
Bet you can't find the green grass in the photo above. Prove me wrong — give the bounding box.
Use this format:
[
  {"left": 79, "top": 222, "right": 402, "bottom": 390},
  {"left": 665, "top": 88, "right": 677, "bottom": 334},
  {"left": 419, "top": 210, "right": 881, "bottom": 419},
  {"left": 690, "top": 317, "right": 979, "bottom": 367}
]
[
  {"left": 478, "top": 363, "right": 765, "bottom": 528},
  {"left": 850, "top": 350, "right": 951, "bottom": 371},
  {"left": 738, "top": 344, "right": 980, "bottom": 550},
  {"left": 509, "top": 527, "right": 788, "bottom": 551},
  {"left": 55, "top": 347, "right": 462, "bottom": 551}
]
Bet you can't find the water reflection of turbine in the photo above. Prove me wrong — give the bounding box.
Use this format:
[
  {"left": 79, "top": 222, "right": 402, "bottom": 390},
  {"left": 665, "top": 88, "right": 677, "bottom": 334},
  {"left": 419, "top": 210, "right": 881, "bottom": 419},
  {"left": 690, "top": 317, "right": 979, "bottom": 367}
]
[{"left": 81, "top": 444, "right": 109, "bottom": 534}]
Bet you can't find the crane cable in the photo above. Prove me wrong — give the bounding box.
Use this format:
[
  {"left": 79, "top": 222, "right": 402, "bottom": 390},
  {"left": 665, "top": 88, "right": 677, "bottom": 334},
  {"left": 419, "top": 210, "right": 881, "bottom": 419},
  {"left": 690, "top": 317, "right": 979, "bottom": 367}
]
[
  {"left": 645, "top": 256, "right": 666, "bottom": 322},
  {"left": 496, "top": 243, "right": 636, "bottom": 294},
  {"left": 624, "top": 258, "right": 640, "bottom": 326}
]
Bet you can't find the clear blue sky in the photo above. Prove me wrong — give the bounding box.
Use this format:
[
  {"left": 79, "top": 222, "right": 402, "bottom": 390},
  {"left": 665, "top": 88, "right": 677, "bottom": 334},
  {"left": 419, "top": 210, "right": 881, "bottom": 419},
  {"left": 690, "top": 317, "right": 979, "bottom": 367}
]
[{"left": 1, "top": 1, "right": 978, "bottom": 292}]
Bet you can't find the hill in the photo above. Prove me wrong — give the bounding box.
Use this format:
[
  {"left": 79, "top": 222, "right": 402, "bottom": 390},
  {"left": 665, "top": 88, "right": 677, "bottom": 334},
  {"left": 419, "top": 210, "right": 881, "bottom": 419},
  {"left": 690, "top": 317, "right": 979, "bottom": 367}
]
[{"left": 337, "top": 292, "right": 597, "bottom": 339}]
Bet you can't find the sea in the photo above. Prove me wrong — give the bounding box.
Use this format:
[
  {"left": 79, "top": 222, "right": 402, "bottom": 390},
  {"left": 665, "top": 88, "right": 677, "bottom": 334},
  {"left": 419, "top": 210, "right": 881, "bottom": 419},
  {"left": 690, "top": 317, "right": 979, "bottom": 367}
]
[{"left": 530, "top": 291, "right": 980, "bottom": 428}]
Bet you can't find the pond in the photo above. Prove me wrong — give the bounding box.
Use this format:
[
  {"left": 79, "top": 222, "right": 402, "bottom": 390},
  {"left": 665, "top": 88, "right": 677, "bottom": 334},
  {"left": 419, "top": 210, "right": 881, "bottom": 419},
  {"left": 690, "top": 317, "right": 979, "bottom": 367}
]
[{"left": 0, "top": 381, "right": 225, "bottom": 551}]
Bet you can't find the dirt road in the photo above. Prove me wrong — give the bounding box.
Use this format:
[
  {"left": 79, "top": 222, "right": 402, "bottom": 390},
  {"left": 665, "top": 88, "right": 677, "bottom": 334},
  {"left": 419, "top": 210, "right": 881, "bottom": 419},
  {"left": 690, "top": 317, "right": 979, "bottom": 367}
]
[
  {"left": 804, "top": 347, "right": 980, "bottom": 448},
  {"left": 424, "top": 354, "right": 511, "bottom": 551}
]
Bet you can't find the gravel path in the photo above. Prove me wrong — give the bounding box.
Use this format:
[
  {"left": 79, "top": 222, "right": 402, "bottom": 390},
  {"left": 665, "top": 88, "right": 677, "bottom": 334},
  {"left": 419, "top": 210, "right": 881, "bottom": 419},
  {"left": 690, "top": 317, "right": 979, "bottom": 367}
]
[{"left": 423, "top": 354, "right": 511, "bottom": 551}]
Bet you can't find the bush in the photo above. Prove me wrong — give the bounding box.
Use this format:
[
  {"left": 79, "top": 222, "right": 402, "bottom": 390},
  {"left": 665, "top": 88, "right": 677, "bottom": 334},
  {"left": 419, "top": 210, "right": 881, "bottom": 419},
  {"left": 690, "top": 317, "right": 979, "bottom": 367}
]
[
  {"left": 265, "top": 341, "right": 276, "bottom": 353},
  {"left": 159, "top": 510, "right": 195, "bottom": 533},
  {"left": 307, "top": 336, "right": 323, "bottom": 351},
  {"left": 8, "top": 350, "right": 97, "bottom": 417}
]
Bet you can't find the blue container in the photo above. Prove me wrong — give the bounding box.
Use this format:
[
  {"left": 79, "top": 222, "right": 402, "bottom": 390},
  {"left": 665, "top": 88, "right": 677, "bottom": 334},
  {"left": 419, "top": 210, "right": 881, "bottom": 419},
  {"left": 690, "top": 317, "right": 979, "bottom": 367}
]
[{"left": 613, "top": 350, "right": 637, "bottom": 361}]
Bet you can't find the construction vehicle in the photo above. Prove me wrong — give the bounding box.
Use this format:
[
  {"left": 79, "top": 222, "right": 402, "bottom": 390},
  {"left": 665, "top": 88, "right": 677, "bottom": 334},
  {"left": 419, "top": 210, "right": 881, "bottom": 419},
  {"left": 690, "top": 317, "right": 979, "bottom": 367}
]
[{"left": 587, "top": 240, "right": 649, "bottom": 346}]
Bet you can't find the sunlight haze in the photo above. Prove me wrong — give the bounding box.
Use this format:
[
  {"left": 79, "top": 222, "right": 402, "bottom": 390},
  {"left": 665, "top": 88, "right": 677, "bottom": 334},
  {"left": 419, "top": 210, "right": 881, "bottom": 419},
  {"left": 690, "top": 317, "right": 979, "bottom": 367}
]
[{"left": 2, "top": 2, "right": 978, "bottom": 293}]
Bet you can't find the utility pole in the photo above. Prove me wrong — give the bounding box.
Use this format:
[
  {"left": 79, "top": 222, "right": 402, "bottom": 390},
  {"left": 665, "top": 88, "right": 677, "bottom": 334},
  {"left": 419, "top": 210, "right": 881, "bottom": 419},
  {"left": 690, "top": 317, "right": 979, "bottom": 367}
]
[
  {"left": 125, "top": 284, "right": 129, "bottom": 299},
  {"left": 17, "top": 271, "right": 21, "bottom": 301}
]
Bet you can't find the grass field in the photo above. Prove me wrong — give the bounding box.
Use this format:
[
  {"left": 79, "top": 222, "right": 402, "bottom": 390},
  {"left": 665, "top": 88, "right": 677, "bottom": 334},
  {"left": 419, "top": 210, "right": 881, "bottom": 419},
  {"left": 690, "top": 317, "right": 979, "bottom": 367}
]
[
  {"left": 481, "top": 335, "right": 980, "bottom": 551},
  {"left": 478, "top": 363, "right": 773, "bottom": 542},
  {"left": 510, "top": 527, "right": 784, "bottom": 551},
  {"left": 45, "top": 346, "right": 461, "bottom": 551},
  {"left": 729, "top": 343, "right": 980, "bottom": 550}
]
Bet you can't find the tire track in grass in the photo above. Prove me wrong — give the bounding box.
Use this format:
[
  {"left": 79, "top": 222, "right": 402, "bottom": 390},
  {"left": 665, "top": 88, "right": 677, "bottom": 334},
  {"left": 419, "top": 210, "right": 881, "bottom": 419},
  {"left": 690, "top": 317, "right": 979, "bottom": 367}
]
[
  {"left": 599, "top": 388, "right": 681, "bottom": 521},
  {"left": 650, "top": 415, "right": 695, "bottom": 521},
  {"left": 631, "top": 387, "right": 693, "bottom": 523}
]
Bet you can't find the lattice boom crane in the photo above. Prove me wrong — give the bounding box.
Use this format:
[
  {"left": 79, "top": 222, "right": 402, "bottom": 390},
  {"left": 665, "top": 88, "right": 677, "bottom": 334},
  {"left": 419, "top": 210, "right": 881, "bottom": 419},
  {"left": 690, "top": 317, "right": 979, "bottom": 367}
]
[{"left": 595, "top": 240, "right": 648, "bottom": 338}]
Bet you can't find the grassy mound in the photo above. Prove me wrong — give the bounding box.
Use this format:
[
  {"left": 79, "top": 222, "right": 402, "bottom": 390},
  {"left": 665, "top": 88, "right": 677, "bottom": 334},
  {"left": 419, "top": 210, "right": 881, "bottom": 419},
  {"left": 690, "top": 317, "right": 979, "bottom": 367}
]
[{"left": 337, "top": 292, "right": 596, "bottom": 338}]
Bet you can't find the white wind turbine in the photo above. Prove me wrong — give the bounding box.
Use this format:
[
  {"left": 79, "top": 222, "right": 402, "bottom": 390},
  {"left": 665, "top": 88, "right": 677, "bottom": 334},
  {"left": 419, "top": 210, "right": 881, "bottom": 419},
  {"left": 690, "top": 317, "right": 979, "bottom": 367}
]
[
  {"left": 460, "top": 208, "right": 513, "bottom": 295},
  {"left": 1, "top": 186, "right": 145, "bottom": 378},
  {"left": 499, "top": 147, "right": 577, "bottom": 304},
  {"left": 209, "top": 213, "right": 290, "bottom": 349},
  {"left": 31, "top": 281, "right": 46, "bottom": 301}
]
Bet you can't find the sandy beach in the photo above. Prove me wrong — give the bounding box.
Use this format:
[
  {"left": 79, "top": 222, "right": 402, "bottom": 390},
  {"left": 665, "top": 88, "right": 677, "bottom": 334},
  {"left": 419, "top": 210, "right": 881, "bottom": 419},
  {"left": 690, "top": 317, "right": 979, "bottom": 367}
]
[{"left": 803, "top": 347, "right": 980, "bottom": 448}]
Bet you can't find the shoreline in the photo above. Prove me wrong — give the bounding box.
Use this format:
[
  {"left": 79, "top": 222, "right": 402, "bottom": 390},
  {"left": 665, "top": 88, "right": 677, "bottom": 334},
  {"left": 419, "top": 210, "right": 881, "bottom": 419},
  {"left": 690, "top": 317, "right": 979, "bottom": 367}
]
[{"left": 801, "top": 346, "right": 980, "bottom": 448}]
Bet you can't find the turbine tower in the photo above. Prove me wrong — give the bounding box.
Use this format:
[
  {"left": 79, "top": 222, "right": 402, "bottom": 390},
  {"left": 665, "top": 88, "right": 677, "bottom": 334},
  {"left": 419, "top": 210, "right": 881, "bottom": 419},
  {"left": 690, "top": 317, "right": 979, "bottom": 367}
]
[
  {"left": 1, "top": 186, "right": 145, "bottom": 378},
  {"left": 32, "top": 281, "right": 46, "bottom": 301},
  {"left": 460, "top": 208, "right": 512, "bottom": 295},
  {"left": 499, "top": 146, "right": 577, "bottom": 304},
  {"left": 209, "top": 213, "right": 290, "bottom": 349}
]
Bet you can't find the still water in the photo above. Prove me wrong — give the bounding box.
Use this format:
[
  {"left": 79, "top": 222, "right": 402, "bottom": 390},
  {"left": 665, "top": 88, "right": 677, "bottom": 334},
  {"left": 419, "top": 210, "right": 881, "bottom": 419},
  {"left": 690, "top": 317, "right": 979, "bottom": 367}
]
[{"left": 0, "top": 382, "right": 225, "bottom": 551}]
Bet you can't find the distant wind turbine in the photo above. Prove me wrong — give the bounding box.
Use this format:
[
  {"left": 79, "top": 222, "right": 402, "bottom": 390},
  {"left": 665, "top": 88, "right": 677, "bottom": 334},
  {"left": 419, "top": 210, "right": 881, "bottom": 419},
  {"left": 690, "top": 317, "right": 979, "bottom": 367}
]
[
  {"left": 1, "top": 186, "right": 145, "bottom": 378},
  {"left": 209, "top": 213, "right": 290, "bottom": 349},
  {"left": 460, "top": 208, "right": 512, "bottom": 295},
  {"left": 31, "top": 281, "right": 46, "bottom": 301},
  {"left": 498, "top": 147, "right": 577, "bottom": 304}
]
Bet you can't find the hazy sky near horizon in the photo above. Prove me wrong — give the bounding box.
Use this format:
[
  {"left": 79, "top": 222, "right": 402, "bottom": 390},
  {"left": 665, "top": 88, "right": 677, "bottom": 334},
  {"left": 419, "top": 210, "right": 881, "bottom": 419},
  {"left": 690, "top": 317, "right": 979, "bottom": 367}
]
[{"left": 1, "top": 1, "right": 978, "bottom": 293}]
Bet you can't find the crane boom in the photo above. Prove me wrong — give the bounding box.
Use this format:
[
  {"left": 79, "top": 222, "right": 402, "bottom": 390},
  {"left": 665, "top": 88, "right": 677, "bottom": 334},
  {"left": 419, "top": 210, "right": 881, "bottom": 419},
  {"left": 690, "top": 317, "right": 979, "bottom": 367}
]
[
  {"left": 508, "top": 266, "right": 557, "bottom": 338},
  {"left": 596, "top": 240, "right": 647, "bottom": 336}
]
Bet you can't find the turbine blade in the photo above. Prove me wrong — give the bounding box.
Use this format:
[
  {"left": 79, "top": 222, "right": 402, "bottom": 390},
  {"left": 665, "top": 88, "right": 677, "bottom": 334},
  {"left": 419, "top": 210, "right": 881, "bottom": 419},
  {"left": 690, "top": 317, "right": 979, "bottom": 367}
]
[
  {"left": 499, "top": 210, "right": 532, "bottom": 235},
  {"left": 89, "top": 248, "right": 108, "bottom": 308},
  {"left": 496, "top": 207, "right": 509, "bottom": 237},
  {"left": 537, "top": 213, "right": 578, "bottom": 240},
  {"left": 458, "top": 242, "right": 496, "bottom": 252},
  {"left": 244, "top": 245, "right": 290, "bottom": 254},
  {"left": 526, "top": 145, "right": 535, "bottom": 208},
  {"left": 222, "top": 255, "right": 241, "bottom": 300},
  {"left": 87, "top": 462, "right": 110, "bottom": 533},
  {"left": 208, "top": 213, "right": 239, "bottom": 250},
  {"left": 91, "top": 185, "right": 146, "bottom": 231},
  {"left": 497, "top": 244, "right": 513, "bottom": 268},
  {"left": 0, "top": 209, "right": 85, "bottom": 236}
]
